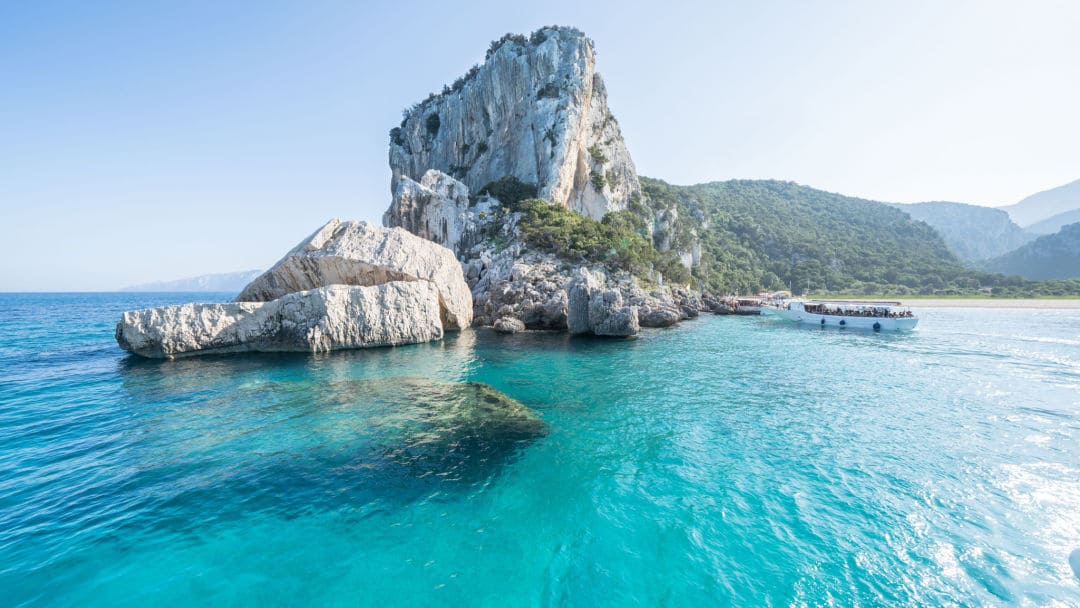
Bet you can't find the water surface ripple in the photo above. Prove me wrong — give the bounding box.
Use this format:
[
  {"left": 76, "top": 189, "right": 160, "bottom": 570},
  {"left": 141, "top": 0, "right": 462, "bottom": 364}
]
[{"left": 1, "top": 293, "right": 1078, "bottom": 606}]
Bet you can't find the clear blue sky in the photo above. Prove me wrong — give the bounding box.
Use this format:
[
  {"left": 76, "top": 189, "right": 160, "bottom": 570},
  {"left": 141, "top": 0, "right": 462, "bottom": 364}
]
[{"left": 2, "top": 0, "right": 1078, "bottom": 290}]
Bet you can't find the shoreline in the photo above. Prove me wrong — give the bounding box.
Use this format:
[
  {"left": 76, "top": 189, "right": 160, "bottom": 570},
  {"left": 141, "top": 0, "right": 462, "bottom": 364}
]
[{"left": 825, "top": 298, "right": 1080, "bottom": 309}]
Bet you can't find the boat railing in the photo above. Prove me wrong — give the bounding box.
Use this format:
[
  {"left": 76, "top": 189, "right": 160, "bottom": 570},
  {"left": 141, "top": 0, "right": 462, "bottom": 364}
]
[{"left": 802, "top": 302, "right": 914, "bottom": 318}]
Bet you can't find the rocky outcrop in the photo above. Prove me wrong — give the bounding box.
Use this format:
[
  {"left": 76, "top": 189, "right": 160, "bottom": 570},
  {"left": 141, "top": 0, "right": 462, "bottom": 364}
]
[
  {"left": 637, "top": 304, "right": 681, "bottom": 328},
  {"left": 628, "top": 287, "right": 701, "bottom": 327},
  {"left": 238, "top": 219, "right": 472, "bottom": 330},
  {"left": 116, "top": 283, "right": 443, "bottom": 359},
  {"left": 493, "top": 316, "right": 526, "bottom": 334},
  {"left": 388, "top": 26, "right": 639, "bottom": 221},
  {"left": 465, "top": 247, "right": 700, "bottom": 334},
  {"left": 471, "top": 252, "right": 570, "bottom": 330},
  {"left": 567, "top": 268, "right": 639, "bottom": 337},
  {"left": 379, "top": 27, "right": 705, "bottom": 336},
  {"left": 383, "top": 169, "right": 498, "bottom": 257}
]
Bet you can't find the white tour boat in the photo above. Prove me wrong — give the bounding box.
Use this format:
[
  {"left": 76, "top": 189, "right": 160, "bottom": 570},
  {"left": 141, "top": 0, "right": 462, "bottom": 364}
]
[
  {"left": 763, "top": 299, "right": 918, "bottom": 331},
  {"left": 734, "top": 297, "right": 763, "bottom": 315}
]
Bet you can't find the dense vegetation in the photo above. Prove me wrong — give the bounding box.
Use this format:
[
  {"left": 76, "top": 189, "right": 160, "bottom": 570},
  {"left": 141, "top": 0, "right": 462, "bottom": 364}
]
[
  {"left": 639, "top": 178, "right": 1080, "bottom": 297},
  {"left": 514, "top": 198, "right": 690, "bottom": 284},
  {"left": 472, "top": 176, "right": 1080, "bottom": 297}
]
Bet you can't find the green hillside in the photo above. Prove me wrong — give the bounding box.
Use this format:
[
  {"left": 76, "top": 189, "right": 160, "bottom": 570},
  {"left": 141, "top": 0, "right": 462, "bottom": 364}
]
[{"left": 639, "top": 178, "right": 1080, "bottom": 297}]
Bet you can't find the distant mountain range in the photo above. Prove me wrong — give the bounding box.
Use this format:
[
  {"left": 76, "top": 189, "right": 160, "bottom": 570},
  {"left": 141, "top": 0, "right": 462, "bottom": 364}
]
[
  {"left": 892, "top": 201, "right": 1033, "bottom": 262},
  {"left": 980, "top": 222, "right": 1080, "bottom": 280},
  {"left": 889, "top": 178, "right": 1080, "bottom": 281},
  {"left": 1025, "top": 208, "right": 1080, "bottom": 235},
  {"left": 1000, "top": 178, "right": 1080, "bottom": 230},
  {"left": 121, "top": 270, "right": 262, "bottom": 293}
]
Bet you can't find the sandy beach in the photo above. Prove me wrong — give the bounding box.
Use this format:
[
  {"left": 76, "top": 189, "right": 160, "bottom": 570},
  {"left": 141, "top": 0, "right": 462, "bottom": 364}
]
[{"left": 898, "top": 299, "right": 1080, "bottom": 309}]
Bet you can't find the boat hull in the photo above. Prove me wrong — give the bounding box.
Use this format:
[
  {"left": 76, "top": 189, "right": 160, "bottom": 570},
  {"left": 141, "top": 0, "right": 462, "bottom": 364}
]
[{"left": 764, "top": 307, "right": 918, "bottom": 331}]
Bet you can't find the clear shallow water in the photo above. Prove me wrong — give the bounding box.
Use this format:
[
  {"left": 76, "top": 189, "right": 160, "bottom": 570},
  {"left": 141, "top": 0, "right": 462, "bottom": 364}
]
[{"left": 1, "top": 293, "right": 1079, "bottom": 607}]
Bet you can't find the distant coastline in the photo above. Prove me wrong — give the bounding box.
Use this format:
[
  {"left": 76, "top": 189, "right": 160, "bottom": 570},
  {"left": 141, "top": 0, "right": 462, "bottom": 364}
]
[{"left": 119, "top": 269, "right": 262, "bottom": 293}]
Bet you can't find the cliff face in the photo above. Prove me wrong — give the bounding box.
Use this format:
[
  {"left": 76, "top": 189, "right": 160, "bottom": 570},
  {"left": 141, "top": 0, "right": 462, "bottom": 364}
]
[
  {"left": 382, "top": 28, "right": 703, "bottom": 335},
  {"left": 388, "top": 27, "right": 639, "bottom": 221}
]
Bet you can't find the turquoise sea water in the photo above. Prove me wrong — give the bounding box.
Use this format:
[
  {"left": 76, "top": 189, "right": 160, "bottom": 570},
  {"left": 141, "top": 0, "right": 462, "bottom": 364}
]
[{"left": 1, "top": 293, "right": 1078, "bottom": 606}]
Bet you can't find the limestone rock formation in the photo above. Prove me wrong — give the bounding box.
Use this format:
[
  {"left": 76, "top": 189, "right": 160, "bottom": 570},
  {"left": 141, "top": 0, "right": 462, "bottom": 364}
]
[
  {"left": 116, "top": 283, "right": 443, "bottom": 359},
  {"left": 238, "top": 219, "right": 472, "bottom": 330},
  {"left": 567, "top": 268, "right": 639, "bottom": 337},
  {"left": 467, "top": 247, "right": 702, "bottom": 331},
  {"left": 637, "top": 304, "right": 682, "bottom": 328},
  {"left": 388, "top": 26, "right": 640, "bottom": 221},
  {"left": 380, "top": 27, "right": 705, "bottom": 335},
  {"left": 492, "top": 316, "right": 526, "bottom": 334},
  {"left": 383, "top": 169, "right": 497, "bottom": 257},
  {"left": 473, "top": 253, "right": 571, "bottom": 330}
]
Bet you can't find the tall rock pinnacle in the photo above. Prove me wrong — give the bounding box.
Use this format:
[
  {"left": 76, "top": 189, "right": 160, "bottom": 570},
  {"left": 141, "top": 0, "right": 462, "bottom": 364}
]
[{"left": 387, "top": 26, "right": 640, "bottom": 221}]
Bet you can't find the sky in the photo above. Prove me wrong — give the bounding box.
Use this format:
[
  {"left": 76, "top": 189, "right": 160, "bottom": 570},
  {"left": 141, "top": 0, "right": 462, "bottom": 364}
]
[{"left": 2, "top": 0, "right": 1079, "bottom": 291}]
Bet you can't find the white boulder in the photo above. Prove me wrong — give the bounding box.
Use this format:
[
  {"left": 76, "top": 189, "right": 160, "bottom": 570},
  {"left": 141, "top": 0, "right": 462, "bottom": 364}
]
[
  {"left": 116, "top": 283, "right": 443, "bottom": 359},
  {"left": 238, "top": 219, "right": 473, "bottom": 330}
]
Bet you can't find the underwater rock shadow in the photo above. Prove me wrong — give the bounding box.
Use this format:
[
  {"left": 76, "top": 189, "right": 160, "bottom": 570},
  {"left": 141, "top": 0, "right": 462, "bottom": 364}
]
[{"left": 108, "top": 376, "right": 547, "bottom": 538}]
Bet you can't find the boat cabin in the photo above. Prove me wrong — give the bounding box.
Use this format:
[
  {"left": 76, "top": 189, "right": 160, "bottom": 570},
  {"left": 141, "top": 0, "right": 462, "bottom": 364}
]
[{"left": 799, "top": 300, "right": 913, "bottom": 319}]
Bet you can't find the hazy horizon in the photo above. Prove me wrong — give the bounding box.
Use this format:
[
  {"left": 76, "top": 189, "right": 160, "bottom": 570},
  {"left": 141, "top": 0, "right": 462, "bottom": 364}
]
[{"left": 3, "top": 0, "right": 1079, "bottom": 290}]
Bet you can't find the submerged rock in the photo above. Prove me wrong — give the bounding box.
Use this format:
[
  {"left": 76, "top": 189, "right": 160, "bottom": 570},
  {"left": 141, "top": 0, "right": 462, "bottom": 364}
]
[
  {"left": 363, "top": 377, "right": 547, "bottom": 452},
  {"left": 324, "top": 376, "right": 547, "bottom": 486},
  {"left": 388, "top": 26, "right": 639, "bottom": 221},
  {"left": 111, "top": 375, "right": 546, "bottom": 519},
  {"left": 310, "top": 376, "right": 547, "bottom": 485},
  {"left": 238, "top": 219, "right": 472, "bottom": 330},
  {"left": 116, "top": 283, "right": 443, "bottom": 359}
]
